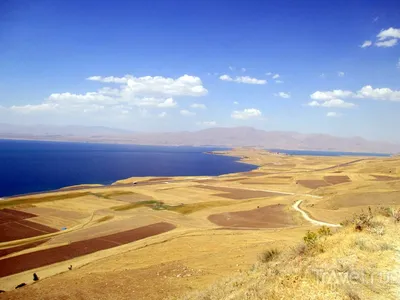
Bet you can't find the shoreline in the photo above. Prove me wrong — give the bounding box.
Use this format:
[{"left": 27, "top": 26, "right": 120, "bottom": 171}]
[
  {"left": 1, "top": 145, "right": 392, "bottom": 200},
  {"left": 1, "top": 149, "right": 261, "bottom": 200},
  {"left": 1, "top": 138, "right": 394, "bottom": 155}
]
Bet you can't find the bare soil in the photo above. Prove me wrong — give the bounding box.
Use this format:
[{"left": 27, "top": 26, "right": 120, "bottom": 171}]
[
  {"left": 296, "top": 180, "right": 330, "bottom": 189},
  {"left": 323, "top": 176, "right": 351, "bottom": 185},
  {"left": 208, "top": 204, "right": 295, "bottom": 228},
  {"left": 0, "top": 210, "right": 36, "bottom": 224},
  {"left": 371, "top": 175, "right": 399, "bottom": 181},
  {"left": 0, "top": 239, "right": 50, "bottom": 258},
  {"left": 195, "top": 185, "right": 281, "bottom": 199},
  {"left": 0, "top": 220, "right": 58, "bottom": 242},
  {"left": 0, "top": 209, "right": 58, "bottom": 242},
  {"left": 0, "top": 222, "right": 176, "bottom": 277}
]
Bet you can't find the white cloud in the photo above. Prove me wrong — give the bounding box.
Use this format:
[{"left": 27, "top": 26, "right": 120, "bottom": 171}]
[
  {"left": 375, "top": 38, "right": 398, "bottom": 48},
  {"left": 265, "top": 72, "right": 272, "bottom": 76},
  {"left": 356, "top": 85, "right": 400, "bottom": 101},
  {"left": 373, "top": 17, "right": 379, "bottom": 23},
  {"left": 338, "top": 71, "right": 345, "bottom": 77},
  {"left": 241, "top": 68, "right": 246, "bottom": 72},
  {"left": 309, "top": 85, "right": 400, "bottom": 110},
  {"left": 10, "top": 103, "right": 59, "bottom": 113},
  {"left": 180, "top": 109, "right": 196, "bottom": 116},
  {"left": 219, "top": 74, "right": 233, "bottom": 81},
  {"left": 272, "top": 74, "right": 280, "bottom": 79},
  {"left": 190, "top": 103, "right": 206, "bottom": 109},
  {"left": 229, "top": 66, "right": 235, "bottom": 71},
  {"left": 158, "top": 112, "right": 167, "bottom": 118},
  {"left": 397, "top": 58, "right": 400, "bottom": 68},
  {"left": 310, "top": 90, "right": 354, "bottom": 100},
  {"left": 219, "top": 74, "right": 266, "bottom": 85},
  {"left": 274, "top": 92, "right": 291, "bottom": 99},
  {"left": 311, "top": 90, "right": 352, "bottom": 101},
  {"left": 361, "top": 28, "right": 400, "bottom": 49},
  {"left": 231, "top": 108, "right": 262, "bottom": 120},
  {"left": 7, "top": 74, "right": 206, "bottom": 117},
  {"left": 237, "top": 76, "right": 267, "bottom": 85},
  {"left": 307, "top": 99, "right": 356, "bottom": 108},
  {"left": 157, "top": 98, "right": 177, "bottom": 108},
  {"left": 320, "top": 73, "right": 326, "bottom": 78},
  {"left": 377, "top": 27, "right": 400, "bottom": 41},
  {"left": 233, "top": 101, "right": 239, "bottom": 105},
  {"left": 275, "top": 80, "right": 284, "bottom": 84},
  {"left": 360, "top": 40, "right": 372, "bottom": 48},
  {"left": 197, "top": 121, "right": 217, "bottom": 126},
  {"left": 327, "top": 112, "right": 341, "bottom": 117},
  {"left": 87, "top": 74, "right": 208, "bottom": 97}
]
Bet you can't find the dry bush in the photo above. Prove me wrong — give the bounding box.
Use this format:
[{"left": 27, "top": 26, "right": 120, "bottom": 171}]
[
  {"left": 392, "top": 208, "right": 400, "bottom": 223},
  {"left": 259, "top": 249, "right": 279, "bottom": 263},
  {"left": 181, "top": 206, "right": 399, "bottom": 300},
  {"left": 318, "top": 226, "right": 332, "bottom": 237},
  {"left": 376, "top": 206, "right": 393, "bottom": 218}
]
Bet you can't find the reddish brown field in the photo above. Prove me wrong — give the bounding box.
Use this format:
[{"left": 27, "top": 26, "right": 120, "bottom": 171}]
[
  {"left": 323, "top": 176, "right": 351, "bottom": 184},
  {"left": 195, "top": 185, "right": 281, "bottom": 199},
  {"left": 208, "top": 204, "right": 295, "bottom": 228},
  {"left": 0, "top": 209, "right": 58, "bottom": 242},
  {"left": 371, "top": 175, "right": 398, "bottom": 181},
  {"left": 0, "top": 209, "right": 36, "bottom": 224},
  {"left": 0, "top": 220, "right": 58, "bottom": 242},
  {"left": 0, "top": 222, "right": 175, "bottom": 278},
  {"left": 0, "top": 239, "right": 49, "bottom": 258},
  {"left": 296, "top": 180, "right": 330, "bottom": 189}
]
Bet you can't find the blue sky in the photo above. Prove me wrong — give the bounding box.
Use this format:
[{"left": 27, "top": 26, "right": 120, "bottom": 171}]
[{"left": 1, "top": 0, "right": 400, "bottom": 142}]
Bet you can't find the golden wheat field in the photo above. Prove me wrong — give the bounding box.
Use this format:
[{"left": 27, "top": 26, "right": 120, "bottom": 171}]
[{"left": 0, "top": 149, "right": 399, "bottom": 299}]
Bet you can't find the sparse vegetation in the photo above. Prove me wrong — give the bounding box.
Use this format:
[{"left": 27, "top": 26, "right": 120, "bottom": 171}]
[
  {"left": 259, "top": 248, "right": 280, "bottom": 263},
  {"left": 182, "top": 209, "right": 399, "bottom": 300},
  {"left": 111, "top": 200, "right": 233, "bottom": 214},
  {"left": 0, "top": 192, "right": 91, "bottom": 209},
  {"left": 111, "top": 200, "right": 163, "bottom": 211},
  {"left": 96, "top": 215, "right": 114, "bottom": 223}
]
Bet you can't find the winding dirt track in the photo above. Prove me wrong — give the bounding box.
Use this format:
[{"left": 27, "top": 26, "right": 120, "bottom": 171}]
[{"left": 293, "top": 200, "right": 341, "bottom": 227}]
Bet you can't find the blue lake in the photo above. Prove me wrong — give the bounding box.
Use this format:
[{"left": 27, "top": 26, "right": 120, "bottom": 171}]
[
  {"left": 268, "top": 149, "right": 391, "bottom": 157},
  {"left": 0, "top": 140, "right": 257, "bottom": 197}
]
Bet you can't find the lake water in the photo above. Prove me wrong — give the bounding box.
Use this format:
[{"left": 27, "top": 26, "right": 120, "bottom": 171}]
[
  {"left": 0, "top": 140, "right": 257, "bottom": 197},
  {"left": 268, "top": 149, "right": 391, "bottom": 157}
]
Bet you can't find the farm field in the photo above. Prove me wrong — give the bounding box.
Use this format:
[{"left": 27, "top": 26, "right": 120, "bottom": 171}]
[{"left": 0, "top": 148, "right": 399, "bottom": 299}]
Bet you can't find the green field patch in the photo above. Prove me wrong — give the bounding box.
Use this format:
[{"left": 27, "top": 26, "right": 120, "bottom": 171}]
[
  {"left": 168, "top": 201, "right": 234, "bottom": 214},
  {"left": 93, "top": 191, "right": 135, "bottom": 199},
  {"left": 111, "top": 200, "right": 164, "bottom": 211},
  {"left": 111, "top": 200, "right": 234, "bottom": 214}
]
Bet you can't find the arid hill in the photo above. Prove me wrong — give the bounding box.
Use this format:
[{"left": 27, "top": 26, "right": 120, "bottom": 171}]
[{"left": 1, "top": 124, "right": 399, "bottom": 153}]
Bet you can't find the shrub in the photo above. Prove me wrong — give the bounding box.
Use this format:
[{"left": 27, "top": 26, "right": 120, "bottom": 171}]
[
  {"left": 353, "top": 208, "right": 373, "bottom": 231},
  {"left": 376, "top": 206, "right": 392, "bottom": 217},
  {"left": 393, "top": 209, "right": 400, "bottom": 223},
  {"left": 318, "top": 226, "right": 331, "bottom": 237},
  {"left": 303, "top": 231, "right": 318, "bottom": 247},
  {"left": 259, "top": 249, "right": 280, "bottom": 263}
]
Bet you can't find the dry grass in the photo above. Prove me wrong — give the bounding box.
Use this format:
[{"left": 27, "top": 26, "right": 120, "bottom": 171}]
[
  {"left": 111, "top": 200, "right": 234, "bottom": 214},
  {"left": 181, "top": 211, "right": 399, "bottom": 300},
  {"left": 93, "top": 191, "right": 135, "bottom": 199},
  {"left": 167, "top": 201, "right": 234, "bottom": 215},
  {"left": 0, "top": 192, "right": 92, "bottom": 209},
  {"left": 96, "top": 215, "right": 114, "bottom": 223},
  {"left": 111, "top": 200, "right": 162, "bottom": 211}
]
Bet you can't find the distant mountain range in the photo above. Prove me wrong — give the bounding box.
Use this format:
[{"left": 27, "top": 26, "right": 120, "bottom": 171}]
[{"left": 1, "top": 123, "right": 399, "bottom": 153}]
